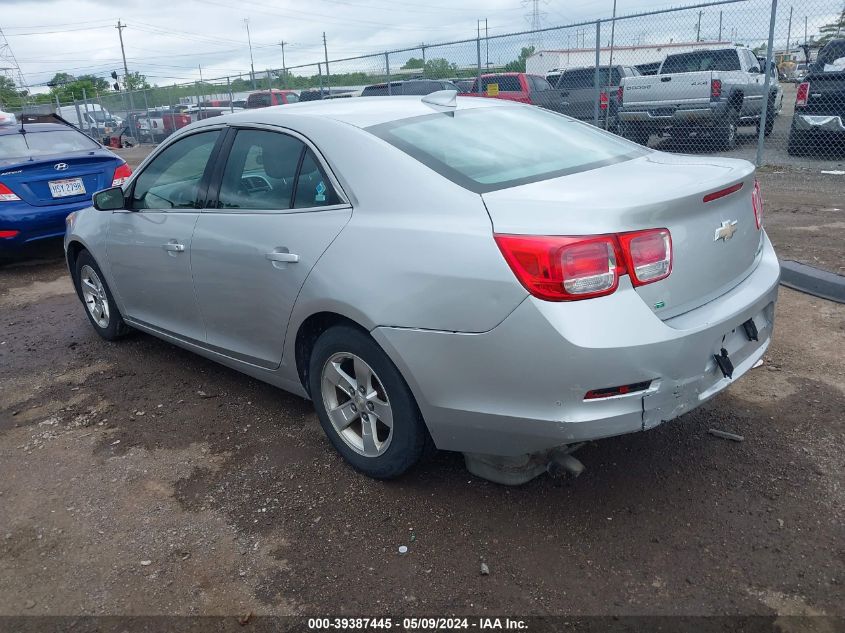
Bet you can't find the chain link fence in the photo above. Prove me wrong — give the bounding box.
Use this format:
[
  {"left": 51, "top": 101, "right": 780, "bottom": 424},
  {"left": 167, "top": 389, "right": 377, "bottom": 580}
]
[{"left": 23, "top": 0, "right": 845, "bottom": 169}]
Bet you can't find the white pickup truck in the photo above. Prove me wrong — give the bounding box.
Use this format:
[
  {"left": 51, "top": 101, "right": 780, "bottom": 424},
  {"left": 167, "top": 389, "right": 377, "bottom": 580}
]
[{"left": 618, "top": 47, "right": 783, "bottom": 149}]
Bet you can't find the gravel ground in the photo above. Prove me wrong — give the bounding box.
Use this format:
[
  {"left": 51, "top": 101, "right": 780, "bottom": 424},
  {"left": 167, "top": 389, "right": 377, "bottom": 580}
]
[{"left": 0, "top": 163, "right": 843, "bottom": 619}]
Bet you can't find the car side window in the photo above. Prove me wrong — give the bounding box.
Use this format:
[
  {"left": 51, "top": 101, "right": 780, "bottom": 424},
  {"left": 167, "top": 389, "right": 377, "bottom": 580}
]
[
  {"left": 130, "top": 130, "right": 220, "bottom": 210},
  {"left": 286, "top": 93, "right": 299, "bottom": 103},
  {"left": 293, "top": 149, "right": 341, "bottom": 209},
  {"left": 216, "top": 129, "right": 306, "bottom": 211}
]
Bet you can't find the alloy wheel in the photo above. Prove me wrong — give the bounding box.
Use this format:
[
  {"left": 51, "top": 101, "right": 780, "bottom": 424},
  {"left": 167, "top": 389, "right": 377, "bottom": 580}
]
[
  {"left": 320, "top": 352, "right": 393, "bottom": 457},
  {"left": 79, "top": 265, "right": 110, "bottom": 329}
]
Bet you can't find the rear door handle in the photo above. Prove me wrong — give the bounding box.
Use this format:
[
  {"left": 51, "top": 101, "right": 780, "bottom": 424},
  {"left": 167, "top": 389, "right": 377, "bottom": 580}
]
[
  {"left": 265, "top": 250, "right": 299, "bottom": 263},
  {"left": 162, "top": 242, "right": 185, "bottom": 252}
]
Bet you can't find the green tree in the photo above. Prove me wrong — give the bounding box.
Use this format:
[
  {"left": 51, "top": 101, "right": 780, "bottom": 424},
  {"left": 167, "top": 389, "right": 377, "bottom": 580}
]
[
  {"left": 402, "top": 57, "right": 425, "bottom": 70},
  {"left": 503, "top": 45, "right": 535, "bottom": 72},
  {"left": 49, "top": 73, "right": 113, "bottom": 102},
  {"left": 0, "top": 76, "right": 21, "bottom": 109},
  {"left": 424, "top": 58, "right": 457, "bottom": 79},
  {"left": 124, "top": 71, "right": 150, "bottom": 91},
  {"left": 817, "top": 9, "right": 845, "bottom": 46}
]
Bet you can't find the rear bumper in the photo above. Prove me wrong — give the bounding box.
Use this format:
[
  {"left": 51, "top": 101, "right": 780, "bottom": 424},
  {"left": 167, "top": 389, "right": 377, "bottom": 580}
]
[
  {"left": 792, "top": 114, "right": 845, "bottom": 133},
  {"left": 374, "top": 233, "right": 780, "bottom": 456},
  {"left": 0, "top": 199, "right": 91, "bottom": 252},
  {"left": 619, "top": 102, "right": 727, "bottom": 126}
]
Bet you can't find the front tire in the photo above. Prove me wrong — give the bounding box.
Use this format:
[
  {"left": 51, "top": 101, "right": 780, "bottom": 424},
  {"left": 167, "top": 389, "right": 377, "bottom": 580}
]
[
  {"left": 309, "top": 325, "right": 430, "bottom": 479},
  {"left": 74, "top": 250, "right": 130, "bottom": 341}
]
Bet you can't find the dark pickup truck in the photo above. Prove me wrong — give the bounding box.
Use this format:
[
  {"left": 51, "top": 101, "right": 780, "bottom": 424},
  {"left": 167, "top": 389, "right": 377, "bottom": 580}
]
[{"left": 788, "top": 38, "right": 845, "bottom": 155}]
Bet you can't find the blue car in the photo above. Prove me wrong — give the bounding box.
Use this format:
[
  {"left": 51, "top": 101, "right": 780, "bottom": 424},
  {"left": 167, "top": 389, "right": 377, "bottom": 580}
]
[{"left": 0, "top": 121, "right": 131, "bottom": 257}]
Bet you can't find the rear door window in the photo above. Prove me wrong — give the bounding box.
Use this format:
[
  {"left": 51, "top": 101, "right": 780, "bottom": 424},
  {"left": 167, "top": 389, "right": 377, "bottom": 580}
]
[
  {"left": 247, "top": 93, "right": 272, "bottom": 108},
  {"left": 293, "top": 149, "right": 341, "bottom": 209},
  {"left": 216, "top": 130, "right": 305, "bottom": 211}
]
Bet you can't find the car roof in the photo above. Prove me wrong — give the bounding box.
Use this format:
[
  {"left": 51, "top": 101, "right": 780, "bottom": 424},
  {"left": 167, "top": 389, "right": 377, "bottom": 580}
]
[
  {"left": 0, "top": 122, "right": 74, "bottom": 136},
  {"left": 192, "top": 94, "right": 520, "bottom": 129}
]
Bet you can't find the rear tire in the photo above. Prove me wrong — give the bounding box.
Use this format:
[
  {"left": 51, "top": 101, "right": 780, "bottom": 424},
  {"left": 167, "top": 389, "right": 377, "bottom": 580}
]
[
  {"left": 309, "top": 325, "right": 431, "bottom": 479},
  {"left": 619, "top": 122, "right": 650, "bottom": 146},
  {"left": 74, "top": 250, "right": 131, "bottom": 341},
  {"left": 787, "top": 127, "right": 810, "bottom": 156},
  {"left": 713, "top": 110, "right": 738, "bottom": 150}
]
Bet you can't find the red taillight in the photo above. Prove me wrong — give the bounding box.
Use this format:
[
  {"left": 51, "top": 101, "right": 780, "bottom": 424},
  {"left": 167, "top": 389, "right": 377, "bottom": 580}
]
[
  {"left": 585, "top": 380, "right": 652, "bottom": 400},
  {"left": 617, "top": 229, "right": 672, "bottom": 286},
  {"left": 710, "top": 78, "right": 722, "bottom": 99},
  {"left": 617, "top": 85, "right": 623, "bottom": 103},
  {"left": 111, "top": 163, "right": 132, "bottom": 187},
  {"left": 795, "top": 81, "right": 809, "bottom": 107},
  {"left": 751, "top": 179, "right": 763, "bottom": 229},
  {"left": 495, "top": 229, "right": 672, "bottom": 301},
  {"left": 494, "top": 234, "right": 621, "bottom": 301},
  {"left": 0, "top": 182, "right": 21, "bottom": 202},
  {"left": 0, "top": 229, "right": 20, "bottom": 238},
  {"left": 599, "top": 91, "right": 609, "bottom": 110},
  {"left": 703, "top": 182, "right": 744, "bottom": 203}
]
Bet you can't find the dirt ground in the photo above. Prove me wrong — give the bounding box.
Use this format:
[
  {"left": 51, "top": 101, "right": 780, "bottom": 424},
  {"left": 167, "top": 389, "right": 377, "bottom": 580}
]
[{"left": 0, "top": 164, "right": 843, "bottom": 619}]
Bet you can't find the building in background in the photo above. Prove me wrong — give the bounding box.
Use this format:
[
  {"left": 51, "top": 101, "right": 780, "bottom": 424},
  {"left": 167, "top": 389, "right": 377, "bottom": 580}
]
[{"left": 526, "top": 41, "right": 735, "bottom": 76}]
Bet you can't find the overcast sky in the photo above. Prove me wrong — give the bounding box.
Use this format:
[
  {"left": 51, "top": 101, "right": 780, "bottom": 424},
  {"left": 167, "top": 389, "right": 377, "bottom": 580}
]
[{"left": 2, "top": 0, "right": 840, "bottom": 93}]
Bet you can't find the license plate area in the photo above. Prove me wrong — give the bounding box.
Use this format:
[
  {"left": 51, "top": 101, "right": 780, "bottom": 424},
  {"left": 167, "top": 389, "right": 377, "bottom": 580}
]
[{"left": 48, "top": 178, "right": 85, "bottom": 198}]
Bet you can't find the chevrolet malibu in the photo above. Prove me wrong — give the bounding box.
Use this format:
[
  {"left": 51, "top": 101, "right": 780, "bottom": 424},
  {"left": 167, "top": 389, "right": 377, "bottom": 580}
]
[{"left": 64, "top": 93, "right": 779, "bottom": 483}]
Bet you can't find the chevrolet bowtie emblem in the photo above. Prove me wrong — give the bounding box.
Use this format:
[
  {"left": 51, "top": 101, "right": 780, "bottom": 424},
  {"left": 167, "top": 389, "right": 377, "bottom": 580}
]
[{"left": 714, "top": 220, "right": 738, "bottom": 242}]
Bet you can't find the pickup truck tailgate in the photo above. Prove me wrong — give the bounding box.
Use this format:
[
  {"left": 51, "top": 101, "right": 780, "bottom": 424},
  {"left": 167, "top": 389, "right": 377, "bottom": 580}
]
[{"left": 623, "top": 72, "right": 713, "bottom": 108}]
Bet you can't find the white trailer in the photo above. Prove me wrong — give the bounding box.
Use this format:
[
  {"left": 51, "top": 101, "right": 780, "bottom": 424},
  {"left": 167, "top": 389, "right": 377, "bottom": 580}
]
[{"left": 526, "top": 41, "right": 735, "bottom": 76}]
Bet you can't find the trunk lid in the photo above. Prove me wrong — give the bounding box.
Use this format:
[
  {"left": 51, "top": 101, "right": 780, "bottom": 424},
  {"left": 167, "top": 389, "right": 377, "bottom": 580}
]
[
  {"left": 482, "top": 152, "right": 763, "bottom": 319},
  {"left": 622, "top": 71, "right": 713, "bottom": 109},
  {"left": 1, "top": 154, "right": 119, "bottom": 207}
]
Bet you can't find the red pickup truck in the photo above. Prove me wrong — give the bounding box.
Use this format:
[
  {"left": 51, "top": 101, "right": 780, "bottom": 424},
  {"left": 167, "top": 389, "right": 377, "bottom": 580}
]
[{"left": 459, "top": 72, "right": 567, "bottom": 112}]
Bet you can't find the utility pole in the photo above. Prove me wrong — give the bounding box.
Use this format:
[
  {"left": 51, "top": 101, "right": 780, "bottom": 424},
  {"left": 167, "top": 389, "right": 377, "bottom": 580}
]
[
  {"left": 279, "top": 41, "right": 287, "bottom": 87},
  {"left": 605, "top": 0, "right": 618, "bottom": 130},
  {"left": 485, "top": 18, "right": 489, "bottom": 70},
  {"left": 244, "top": 19, "right": 256, "bottom": 90},
  {"left": 786, "top": 6, "right": 793, "bottom": 54},
  {"left": 696, "top": 11, "right": 703, "bottom": 42},
  {"left": 115, "top": 20, "right": 134, "bottom": 112},
  {"left": 804, "top": 16, "right": 808, "bottom": 45},
  {"left": 719, "top": 11, "right": 723, "bottom": 41},
  {"left": 322, "top": 32, "right": 330, "bottom": 91}
]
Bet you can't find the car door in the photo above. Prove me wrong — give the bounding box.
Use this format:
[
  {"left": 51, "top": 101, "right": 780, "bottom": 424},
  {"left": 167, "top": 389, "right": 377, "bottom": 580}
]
[
  {"left": 106, "top": 128, "right": 223, "bottom": 341},
  {"left": 190, "top": 127, "right": 352, "bottom": 369}
]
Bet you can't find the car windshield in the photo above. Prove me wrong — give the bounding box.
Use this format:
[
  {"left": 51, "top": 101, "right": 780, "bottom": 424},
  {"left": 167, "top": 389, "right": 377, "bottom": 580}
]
[
  {"left": 367, "top": 106, "right": 645, "bottom": 193},
  {"left": 661, "top": 49, "right": 741, "bottom": 73},
  {"left": 0, "top": 129, "right": 99, "bottom": 160}
]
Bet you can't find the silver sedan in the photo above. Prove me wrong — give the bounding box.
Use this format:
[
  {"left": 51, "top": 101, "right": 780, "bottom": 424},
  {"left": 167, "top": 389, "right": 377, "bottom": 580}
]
[{"left": 64, "top": 92, "right": 779, "bottom": 484}]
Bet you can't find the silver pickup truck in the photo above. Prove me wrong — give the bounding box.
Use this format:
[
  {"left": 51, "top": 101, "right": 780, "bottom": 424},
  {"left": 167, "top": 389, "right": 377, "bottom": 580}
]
[{"left": 618, "top": 47, "right": 783, "bottom": 149}]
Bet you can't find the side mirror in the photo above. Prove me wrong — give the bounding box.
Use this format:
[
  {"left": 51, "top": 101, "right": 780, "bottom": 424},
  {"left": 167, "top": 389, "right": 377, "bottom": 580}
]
[
  {"left": 93, "top": 186, "right": 126, "bottom": 211},
  {"left": 749, "top": 66, "right": 761, "bottom": 74}
]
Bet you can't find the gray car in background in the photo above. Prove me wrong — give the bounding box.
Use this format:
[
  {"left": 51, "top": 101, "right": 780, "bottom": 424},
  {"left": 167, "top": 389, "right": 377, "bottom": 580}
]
[{"left": 64, "top": 94, "right": 779, "bottom": 484}]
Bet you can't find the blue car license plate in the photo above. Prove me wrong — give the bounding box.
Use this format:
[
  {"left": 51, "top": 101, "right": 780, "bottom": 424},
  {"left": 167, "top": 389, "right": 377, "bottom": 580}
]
[{"left": 48, "top": 178, "right": 86, "bottom": 198}]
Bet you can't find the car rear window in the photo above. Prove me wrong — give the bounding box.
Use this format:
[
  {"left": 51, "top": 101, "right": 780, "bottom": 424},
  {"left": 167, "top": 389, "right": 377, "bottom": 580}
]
[
  {"left": 247, "top": 93, "right": 273, "bottom": 108},
  {"left": 0, "top": 129, "right": 99, "bottom": 160},
  {"left": 661, "top": 49, "right": 741, "bottom": 73},
  {"left": 472, "top": 76, "right": 522, "bottom": 92},
  {"left": 554, "top": 68, "right": 622, "bottom": 89},
  {"left": 367, "top": 106, "right": 645, "bottom": 193}
]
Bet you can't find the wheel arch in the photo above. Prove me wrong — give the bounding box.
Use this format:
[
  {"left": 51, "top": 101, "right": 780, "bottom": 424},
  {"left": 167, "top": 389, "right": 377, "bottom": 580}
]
[
  {"left": 294, "top": 311, "right": 371, "bottom": 397},
  {"left": 66, "top": 239, "right": 88, "bottom": 300}
]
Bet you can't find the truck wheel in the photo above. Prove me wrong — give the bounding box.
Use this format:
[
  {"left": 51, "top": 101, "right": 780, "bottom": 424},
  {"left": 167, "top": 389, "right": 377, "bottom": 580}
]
[
  {"left": 620, "top": 122, "right": 649, "bottom": 146},
  {"left": 713, "top": 110, "right": 738, "bottom": 151},
  {"left": 787, "top": 127, "right": 810, "bottom": 156},
  {"left": 757, "top": 98, "right": 776, "bottom": 137}
]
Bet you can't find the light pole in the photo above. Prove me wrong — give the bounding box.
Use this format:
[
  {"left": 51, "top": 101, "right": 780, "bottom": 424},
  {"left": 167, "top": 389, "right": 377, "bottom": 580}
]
[{"left": 244, "top": 18, "right": 256, "bottom": 90}]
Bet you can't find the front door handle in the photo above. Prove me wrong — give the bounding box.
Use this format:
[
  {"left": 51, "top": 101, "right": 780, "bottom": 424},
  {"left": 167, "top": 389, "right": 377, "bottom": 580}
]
[
  {"left": 265, "top": 250, "right": 299, "bottom": 263},
  {"left": 162, "top": 242, "right": 185, "bottom": 252}
]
